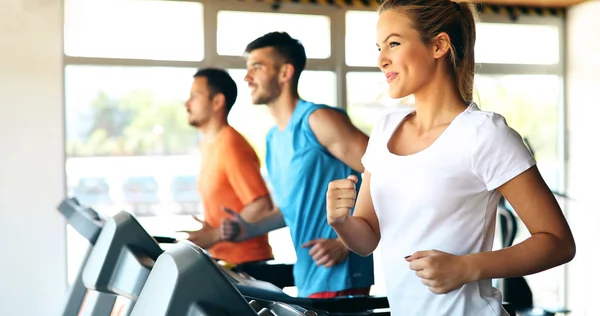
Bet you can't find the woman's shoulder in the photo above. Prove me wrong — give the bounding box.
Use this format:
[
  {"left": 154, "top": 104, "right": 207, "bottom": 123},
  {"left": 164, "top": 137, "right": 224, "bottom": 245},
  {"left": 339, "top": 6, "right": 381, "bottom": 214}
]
[
  {"left": 461, "top": 102, "right": 513, "bottom": 135},
  {"left": 371, "top": 107, "right": 415, "bottom": 136}
]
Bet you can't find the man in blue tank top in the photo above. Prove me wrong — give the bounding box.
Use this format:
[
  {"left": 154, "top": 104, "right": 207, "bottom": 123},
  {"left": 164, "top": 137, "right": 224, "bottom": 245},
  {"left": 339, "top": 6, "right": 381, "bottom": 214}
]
[{"left": 221, "top": 32, "right": 374, "bottom": 298}]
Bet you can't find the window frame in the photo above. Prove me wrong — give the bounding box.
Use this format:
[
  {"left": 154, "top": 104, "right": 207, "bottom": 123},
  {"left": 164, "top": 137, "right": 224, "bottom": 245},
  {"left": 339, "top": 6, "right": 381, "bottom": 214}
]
[{"left": 62, "top": 0, "right": 567, "bottom": 305}]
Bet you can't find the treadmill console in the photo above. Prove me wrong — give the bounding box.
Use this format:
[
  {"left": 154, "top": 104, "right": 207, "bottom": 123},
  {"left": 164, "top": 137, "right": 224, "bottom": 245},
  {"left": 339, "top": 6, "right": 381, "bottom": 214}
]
[{"left": 131, "top": 241, "right": 326, "bottom": 316}]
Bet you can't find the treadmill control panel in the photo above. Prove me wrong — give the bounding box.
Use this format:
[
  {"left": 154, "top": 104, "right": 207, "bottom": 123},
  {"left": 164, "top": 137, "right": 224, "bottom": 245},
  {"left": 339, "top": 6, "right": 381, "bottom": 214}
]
[{"left": 248, "top": 300, "right": 327, "bottom": 316}]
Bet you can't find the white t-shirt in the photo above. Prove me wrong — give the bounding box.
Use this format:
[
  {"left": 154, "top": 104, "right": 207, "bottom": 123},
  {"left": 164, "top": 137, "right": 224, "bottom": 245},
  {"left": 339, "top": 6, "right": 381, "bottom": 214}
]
[{"left": 362, "top": 102, "right": 536, "bottom": 316}]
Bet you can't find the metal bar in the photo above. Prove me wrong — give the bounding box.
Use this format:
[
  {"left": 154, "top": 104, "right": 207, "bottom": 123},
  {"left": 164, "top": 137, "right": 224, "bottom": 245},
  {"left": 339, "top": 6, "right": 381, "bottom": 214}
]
[
  {"left": 476, "top": 63, "right": 561, "bottom": 75},
  {"left": 63, "top": 56, "right": 206, "bottom": 69},
  {"left": 62, "top": 55, "right": 336, "bottom": 72},
  {"left": 201, "top": 0, "right": 218, "bottom": 67},
  {"left": 331, "top": 8, "right": 346, "bottom": 108}
]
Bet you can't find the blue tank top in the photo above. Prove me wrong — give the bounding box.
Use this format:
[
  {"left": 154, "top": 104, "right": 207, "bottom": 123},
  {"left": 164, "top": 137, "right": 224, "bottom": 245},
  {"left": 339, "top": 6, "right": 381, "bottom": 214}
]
[{"left": 265, "top": 99, "right": 374, "bottom": 297}]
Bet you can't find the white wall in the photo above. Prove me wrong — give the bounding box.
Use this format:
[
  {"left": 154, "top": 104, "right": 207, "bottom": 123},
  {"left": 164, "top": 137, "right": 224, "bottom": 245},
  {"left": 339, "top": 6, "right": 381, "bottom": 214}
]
[
  {"left": 565, "top": 1, "right": 600, "bottom": 315},
  {"left": 0, "top": 0, "right": 66, "bottom": 315}
]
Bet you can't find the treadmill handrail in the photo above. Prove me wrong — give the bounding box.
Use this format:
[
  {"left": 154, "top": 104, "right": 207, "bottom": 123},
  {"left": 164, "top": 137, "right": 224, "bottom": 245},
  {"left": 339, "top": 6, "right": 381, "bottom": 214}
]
[
  {"left": 57, "top": 197, "right": 104, "bottom": 244},
  {"left": 235, "top": 284, "right": 390, "bottom": 313}
]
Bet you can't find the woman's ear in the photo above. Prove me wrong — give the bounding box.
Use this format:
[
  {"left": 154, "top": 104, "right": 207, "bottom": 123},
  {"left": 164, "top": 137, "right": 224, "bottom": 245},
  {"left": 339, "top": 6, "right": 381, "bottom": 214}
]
[{"left": 432, "top": 32, "right": 452, "bottom": 59}]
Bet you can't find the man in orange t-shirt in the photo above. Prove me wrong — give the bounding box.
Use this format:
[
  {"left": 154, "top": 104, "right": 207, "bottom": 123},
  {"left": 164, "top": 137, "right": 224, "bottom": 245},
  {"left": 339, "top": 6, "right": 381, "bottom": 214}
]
[{"left": 182, "top": 67, "right": 274, "bottom": 265}]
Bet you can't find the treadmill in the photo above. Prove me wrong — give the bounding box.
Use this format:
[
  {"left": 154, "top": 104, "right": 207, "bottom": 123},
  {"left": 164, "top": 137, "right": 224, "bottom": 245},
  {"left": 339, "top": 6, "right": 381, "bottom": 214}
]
[
  {"left": 63, "top": 198, "right": 388, "bottom": 315},
  {"left": 131, "top": 240, "right": 390, "bottom": 316},
  {"left": 58, "top": 198, "right": 176, "bottom": 316},
  {"left": 80, "top": 209, "right": 172, "bottom": 315},
  {"left": 65, "top": 200, "right": 514, "bottom": 316},
  {"left": 58, "top": 197, "right": 119, "bottom": 316},
  {"left": 132, "top": 241, "right": 518, "bottom": 316}
]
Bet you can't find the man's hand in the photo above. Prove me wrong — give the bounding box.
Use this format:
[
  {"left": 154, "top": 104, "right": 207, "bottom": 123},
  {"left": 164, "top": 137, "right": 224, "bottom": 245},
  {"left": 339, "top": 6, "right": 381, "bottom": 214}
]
[
  {"left": 326, "top": 175, "right": 358, "bottom": 226},
  {"left": 178, "top": 216, "right": 222, "bottom": 249},
  {"left": 406, "top": 250, "right": 474, "bottom": 294},
  {"left": 220, "top": 207, "right": 248, "bottom": 242},
  {"left": 220, "top": 207, "right": 287, "bottom": 242},
  {"left": 302, "top": 238, "right": 350, "bottom": 268}
]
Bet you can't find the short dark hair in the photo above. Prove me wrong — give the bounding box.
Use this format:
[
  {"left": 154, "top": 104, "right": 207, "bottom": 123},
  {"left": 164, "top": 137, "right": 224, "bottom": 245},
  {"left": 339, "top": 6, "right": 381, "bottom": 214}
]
[
  {"left": 193, "top": 68, "right": 238, "bottom": 114},
  {"left": 245, "top": 32, "right": 307, "bottom": 87}
]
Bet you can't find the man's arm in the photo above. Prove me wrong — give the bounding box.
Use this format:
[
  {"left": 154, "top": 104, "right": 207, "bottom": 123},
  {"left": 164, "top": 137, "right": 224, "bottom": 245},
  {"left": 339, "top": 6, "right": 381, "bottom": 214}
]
[
  {"left": 308, "top": 108, "right": 369, "bottom": 172},
  {"left": 222, "top": 136, "right": 281, "bottom": 237},
  {"left": 186, "top": 189, "right": 273, "bottom": 249},
  {"left": 194, "top": 192, "right": 276, "bottom": 247},
  {"left": 221, "top": 208, "right": 287, "bottom": 242},
  {"left": 238, "top": 195, "right": 274, "bottom": 223},
  {"left": 303, "top": 108, "right": 370, "bottom": 267}
]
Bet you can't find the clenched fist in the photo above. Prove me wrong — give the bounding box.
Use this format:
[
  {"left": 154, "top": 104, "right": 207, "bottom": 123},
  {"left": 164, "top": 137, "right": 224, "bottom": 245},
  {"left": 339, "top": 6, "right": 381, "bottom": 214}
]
[
  {"left": 326, "top": 175, "right": 358, "bottom": 226},
  {"left": 406, "top": 250, "right": 474, "bottom": 294}
]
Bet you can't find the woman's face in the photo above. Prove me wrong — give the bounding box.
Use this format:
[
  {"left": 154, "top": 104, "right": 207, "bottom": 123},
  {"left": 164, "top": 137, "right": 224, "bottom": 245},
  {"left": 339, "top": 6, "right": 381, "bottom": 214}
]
[{"left": 376, "top": 9, "right": 437, "bottom": 99}]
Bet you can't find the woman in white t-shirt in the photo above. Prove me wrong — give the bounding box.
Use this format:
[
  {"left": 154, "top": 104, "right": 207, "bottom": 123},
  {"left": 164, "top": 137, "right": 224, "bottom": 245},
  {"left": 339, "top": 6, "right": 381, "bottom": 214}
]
[{"left": 326, "top": 0, "right": 576, "bottom": 315}]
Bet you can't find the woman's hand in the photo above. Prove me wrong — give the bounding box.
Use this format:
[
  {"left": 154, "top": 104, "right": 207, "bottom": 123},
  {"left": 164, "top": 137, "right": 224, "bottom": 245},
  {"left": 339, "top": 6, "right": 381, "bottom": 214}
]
[
  {"left": 326, "top": 175, "right": 359, "bottom": 226},
  {"left": 406, "top": 250, "right": 474, "bottom": 294}
]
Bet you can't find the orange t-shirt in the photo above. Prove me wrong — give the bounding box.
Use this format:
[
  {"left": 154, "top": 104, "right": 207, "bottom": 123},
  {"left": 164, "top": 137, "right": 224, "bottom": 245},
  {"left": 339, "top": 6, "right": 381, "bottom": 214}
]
[{"left": 197, "top": 126, "right": 273, "bottom": 265}]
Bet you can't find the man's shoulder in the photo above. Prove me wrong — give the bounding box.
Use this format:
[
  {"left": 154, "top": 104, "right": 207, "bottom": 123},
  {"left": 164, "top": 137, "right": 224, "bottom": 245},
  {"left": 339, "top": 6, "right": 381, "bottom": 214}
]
[
  {"left": 304, "top": 98, "right": 346, "bottom": 115},
  {"left": 219, "top": 126, "right": 257, "bottom": 155},
  {"left": 296, "top": 99, "right": 344, "bottom": 120},
  {"left": 305, "top": 104, "right": 350, "bottom": 135}
]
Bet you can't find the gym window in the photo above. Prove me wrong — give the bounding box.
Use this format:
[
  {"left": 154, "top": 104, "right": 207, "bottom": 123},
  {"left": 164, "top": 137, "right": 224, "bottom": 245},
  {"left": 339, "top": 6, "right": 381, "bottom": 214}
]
[{"left": 64, "top": 0, "right": 205, "bottom": 61}]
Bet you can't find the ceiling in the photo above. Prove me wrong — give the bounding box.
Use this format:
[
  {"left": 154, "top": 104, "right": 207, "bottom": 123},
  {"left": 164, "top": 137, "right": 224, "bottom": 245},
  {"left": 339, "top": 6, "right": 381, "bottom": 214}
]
[{"left": 475, "top": 0, "right": 588, "bottom": 8}]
